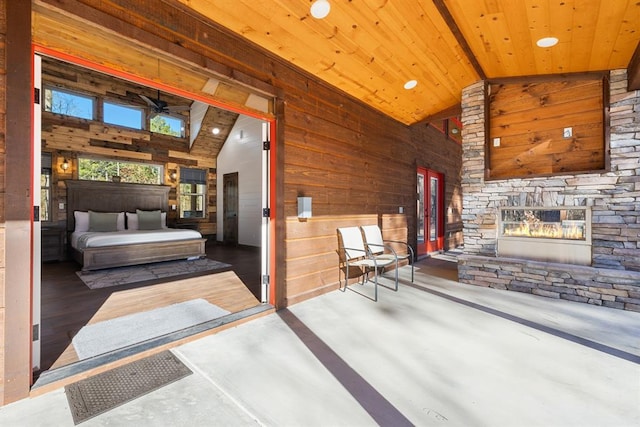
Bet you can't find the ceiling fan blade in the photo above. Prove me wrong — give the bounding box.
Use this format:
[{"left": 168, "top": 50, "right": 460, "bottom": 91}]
[{"left": 139, "top": 94, "right": 159, "bottom": 108}]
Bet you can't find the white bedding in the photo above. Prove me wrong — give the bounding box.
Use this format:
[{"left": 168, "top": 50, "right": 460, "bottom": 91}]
[{"left": 71, "top": 229, "right": 203, "bottom": 251}]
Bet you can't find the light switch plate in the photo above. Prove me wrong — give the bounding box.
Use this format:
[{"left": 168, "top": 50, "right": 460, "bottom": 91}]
[
  {"left": 493, "top": 137, "right": 501, "bottom": 147},
  {"left": 563, "top": 127, "right": 573, "bottom": 138},
  {"left": 58, "top": 202, "right": 64, "bottom": 210}
]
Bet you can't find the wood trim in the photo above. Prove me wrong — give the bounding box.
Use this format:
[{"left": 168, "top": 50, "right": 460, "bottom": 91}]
[
  {"left": 4, "top": 0, "right": 33, "bottom": 404},
  {"left": 484, "top": 81, "right": 491, "bottom": 181},
  {"left": 627, "top": 42, "right": 640, "bottom": 91},
  {"left": 432, "top": 0, "right": 486, "bottom": 80},
  {"left": 603, "top": 73, "right": 611, "bottom": 172},
  {"left": 36, "top": 0, "right": 278, "bottom": 100},
  {"left": 487, "top": 71, "right": 609, "bottom": 86},
  {"left": 414, "top": 103, "right": 462, "bottom": 127}
]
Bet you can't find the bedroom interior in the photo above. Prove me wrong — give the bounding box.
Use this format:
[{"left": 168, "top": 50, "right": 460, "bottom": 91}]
[{"left": 37, "top": 55, "right": 269, "bottom": 376}]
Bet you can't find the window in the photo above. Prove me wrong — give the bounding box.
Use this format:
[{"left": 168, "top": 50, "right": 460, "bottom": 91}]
[
  {"left": 179, "top": 168, "right": 207, "bottom": 219},
  {"left": 103, "top": 101, "right": 144, "bottom": 129},
  {"left": 40, "top": 153, "right": 52, "bottom": 222},
  {"left": 44, "top": 86, "right": 94, "bottom": 120},
  {"left": 78, "top": 157, "right": 162, "bottom": 185},
  {"left": 151, "top": 114, "right": 185, "bottom": 137}
]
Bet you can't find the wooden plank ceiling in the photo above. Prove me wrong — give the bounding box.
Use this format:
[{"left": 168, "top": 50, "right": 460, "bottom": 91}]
[
  {"left": 34, "top": 0, "right": 640, "bottom": 126},
  {"left": 176, "top": 0, "right": 640, "bottom": 125}
]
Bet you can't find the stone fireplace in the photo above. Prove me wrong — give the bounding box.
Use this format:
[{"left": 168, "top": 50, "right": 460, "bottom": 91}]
[
  {"left": 457, "top": 70, "right": 640, "bottom": 312},
  {"left": 497, "top": 207, "right": 591, "bottom": 265}
]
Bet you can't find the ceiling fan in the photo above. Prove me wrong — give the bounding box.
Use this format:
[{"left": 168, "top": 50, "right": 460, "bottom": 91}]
[{"left": 139, "top": 89, "right": 191, "bottom": 117}]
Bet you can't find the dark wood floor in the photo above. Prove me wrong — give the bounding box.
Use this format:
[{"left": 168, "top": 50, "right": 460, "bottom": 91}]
[{"left": 39, "top": 240, "right": 261, "bottom": 374}]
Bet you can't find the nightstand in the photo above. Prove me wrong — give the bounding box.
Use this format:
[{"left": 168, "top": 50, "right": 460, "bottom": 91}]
[{"left": 41, "top": 226, "right": 65, "bottom": 262}]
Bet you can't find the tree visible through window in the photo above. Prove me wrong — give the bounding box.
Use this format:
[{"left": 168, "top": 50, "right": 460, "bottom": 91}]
[
  {"left": 179, "top": 168, "right": 207, "bottom": 218},
  {"left": 78, "top": 158, "right": 162, "bottom": 185},
  {"left": 151, "top": 114, "right": 184, "bottom": 137},
  {"left": 44, "top": 87, "right": 94, "bottom": 120},
  {"left": 40, "top": 153, "right": 52, "bottom": 222}
]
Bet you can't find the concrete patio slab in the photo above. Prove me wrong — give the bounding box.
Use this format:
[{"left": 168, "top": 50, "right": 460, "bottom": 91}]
[{"left": 1, "top": 258, "right": 638, "bottom": 426}]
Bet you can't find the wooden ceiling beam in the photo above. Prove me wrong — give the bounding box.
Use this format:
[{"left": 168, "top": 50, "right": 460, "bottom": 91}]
[
  {"left": 412, "top": 103, "right": 462, "bottom": 128},
  {"left": 628, "top": 42, "right": 640, "bottom": 91},
  {"left": 432, "top": 0, "right": 486, "bottom": 81}
]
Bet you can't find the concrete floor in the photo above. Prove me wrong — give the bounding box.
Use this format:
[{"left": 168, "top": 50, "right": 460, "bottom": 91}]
[{"left": 1, "top": 257, "right": 639, "bottom": 426}]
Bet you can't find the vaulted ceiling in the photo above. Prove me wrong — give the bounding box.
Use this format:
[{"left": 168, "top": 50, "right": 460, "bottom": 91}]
[
  {"left": 33, "top": 1, "right": 640, "bottom": 126},
  {"left": 176, "top": 0, "right": 640, "bottom": 125}
]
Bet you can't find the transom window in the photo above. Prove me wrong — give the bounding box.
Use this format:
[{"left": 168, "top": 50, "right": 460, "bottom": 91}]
[
  {"left": 151, "top": 114, "right": 185, "bottom": 138},
  {"left": 103, "top": 101, "right": 144, "bottom": 130},
  {"left": 44, "top": 86, "right": 95, "bottom": 120},
  {"left": 43, "top": 85, "right": 187, "bottom": 139},
  {"left": 78, "top": 157, "right": 163, "bottom": 185}
]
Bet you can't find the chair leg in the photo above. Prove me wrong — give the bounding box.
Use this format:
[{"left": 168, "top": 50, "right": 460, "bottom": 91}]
[{"left": 372, "top": 269, "right": 378, "bottom": 301}]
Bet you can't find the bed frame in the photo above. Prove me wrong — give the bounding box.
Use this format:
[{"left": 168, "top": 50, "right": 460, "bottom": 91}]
[{"left": 66, "top": 180, "right": 206, "bottom": 271}]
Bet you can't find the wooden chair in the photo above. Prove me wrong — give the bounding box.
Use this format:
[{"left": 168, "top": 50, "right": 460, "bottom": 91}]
[
  {"left": 360, "top": 224, "right": 414, "bottom": 285},
  {"left": 337, "top": 226, "right": 396, "bottom": 301}
]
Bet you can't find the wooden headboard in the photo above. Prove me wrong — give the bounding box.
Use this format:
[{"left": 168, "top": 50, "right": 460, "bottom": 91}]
[{"left": 66, "top": 180, "right": 170, "bottom": 231}]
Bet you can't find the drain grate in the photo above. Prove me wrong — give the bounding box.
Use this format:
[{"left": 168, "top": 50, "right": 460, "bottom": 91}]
[{"left": 65, "top": 351, "right": 192, "bottom": 424}]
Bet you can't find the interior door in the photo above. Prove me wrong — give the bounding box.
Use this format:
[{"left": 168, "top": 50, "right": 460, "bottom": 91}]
[
  {"left": 223, "top": 172, "right": 239, "bottom": 245},
  {"left": 417, "top": 167, "right": 444, "bottom": 256}
]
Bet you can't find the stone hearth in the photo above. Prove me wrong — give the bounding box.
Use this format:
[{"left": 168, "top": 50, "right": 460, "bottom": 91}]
[{"left": 458, "top": 69, "right": 640, "bottom": 312}]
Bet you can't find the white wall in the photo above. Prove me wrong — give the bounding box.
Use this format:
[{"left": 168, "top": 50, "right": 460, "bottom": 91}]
[{"left": 216, "top": 115, "right": 263, "bottom": 246}]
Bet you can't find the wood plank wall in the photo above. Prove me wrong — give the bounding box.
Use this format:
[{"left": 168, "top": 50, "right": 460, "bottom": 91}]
[
  {"left": 410, "top": 124, "right": 464, "bottom": 249},
  {"left": 488, "top": 76, "right": 607, "bottom": 179},
  {"left": 33, "top": 0, "right": 464, "bottom": 308}
]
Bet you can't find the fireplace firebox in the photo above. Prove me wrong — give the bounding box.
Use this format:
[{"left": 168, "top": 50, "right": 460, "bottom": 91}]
[{"left": 497, "top": 207, "right": 592, "bottom": 265}]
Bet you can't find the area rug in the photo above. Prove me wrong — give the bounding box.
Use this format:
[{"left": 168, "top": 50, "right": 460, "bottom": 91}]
[
  {"left": 72, "top": 298, "right": 230, "bottom": 360},
  {"left": 76, "top": 258, "right": 232, "bottom": 289},
  {"left": 65, "top": 350, "right": 192, "bottom": 424}
]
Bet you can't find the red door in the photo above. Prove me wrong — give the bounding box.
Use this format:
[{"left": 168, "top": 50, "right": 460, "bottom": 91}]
[{"left": 417, "top": 167, "right": 444, "bottom": 256}]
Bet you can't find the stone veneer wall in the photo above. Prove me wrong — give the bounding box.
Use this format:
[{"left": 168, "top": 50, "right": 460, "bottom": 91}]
[{"left": 458, "top": 70, "right": 640, "bottom": 312}]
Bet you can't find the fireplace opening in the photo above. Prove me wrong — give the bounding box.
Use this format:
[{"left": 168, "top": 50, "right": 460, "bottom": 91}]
[{"left": 497, "top": 207, "right": 591, "bottom": 265}]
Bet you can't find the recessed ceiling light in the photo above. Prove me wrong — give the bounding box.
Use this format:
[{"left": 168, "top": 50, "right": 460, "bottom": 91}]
[
  {"left": 404, "top": 80, "right": 418, "bottom": 90},
  {"left": 310, "top": 0, "right": 330, "bottom": 19},
  {"left": 212, "top": 127, "right": 220, "bottom": 135},
  {"left": 536, "top": 37, "right": 558, "bottom": 48}
]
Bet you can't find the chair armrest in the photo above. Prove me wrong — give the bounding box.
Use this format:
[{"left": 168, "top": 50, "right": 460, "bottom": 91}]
[
  {"left": 341, "top": 246, "right": 371, "bottom": 259},
  {"left": 383, "top": 239, "right": 415, "bottom": 261},
  {"left": 365, "top": 242, "right": 399, "bottom": 257}
]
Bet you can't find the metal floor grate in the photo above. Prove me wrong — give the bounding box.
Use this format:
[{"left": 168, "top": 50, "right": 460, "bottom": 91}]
[{"left": 65, "top": 351, "right": 192, "bottom": 424}]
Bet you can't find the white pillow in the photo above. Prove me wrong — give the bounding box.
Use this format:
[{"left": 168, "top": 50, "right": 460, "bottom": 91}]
[
  {"left": 126, "top": 212, "right": 167, "bottom": 230},
  {"left": 75, "top": 211, "right": 124, "bottom": 232},
  {"left": 74, "top": 211, "right": 89, "bottom": 232}
]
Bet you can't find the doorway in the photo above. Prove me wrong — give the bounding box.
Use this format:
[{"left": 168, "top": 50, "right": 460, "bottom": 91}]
[
  {"left": 32, "top": 50, "right": 277, "bottom": 377},
  {"left": 223, "top": 172, "right": 239, "bottom": 245},
  {"left": 417, "top": 167, "right": 444, "bottom": 257}
]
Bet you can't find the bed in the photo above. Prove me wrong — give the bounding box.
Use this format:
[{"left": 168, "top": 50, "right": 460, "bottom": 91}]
[{"left": 66, "top": 180, "right": 206, "bottom": 271}]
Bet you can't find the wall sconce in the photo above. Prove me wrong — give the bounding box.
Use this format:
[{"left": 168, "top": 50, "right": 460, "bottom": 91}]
[
  {"left": 298, "top": 197, "right": 312, "bottom": 219},
  {"left": 60, "top": 158, "right": 70, "bottom": 171},
  {"left": 169, "top": 170, "right": 178, "bottom": 181}
]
